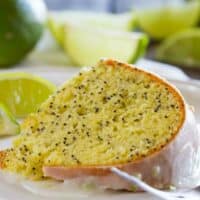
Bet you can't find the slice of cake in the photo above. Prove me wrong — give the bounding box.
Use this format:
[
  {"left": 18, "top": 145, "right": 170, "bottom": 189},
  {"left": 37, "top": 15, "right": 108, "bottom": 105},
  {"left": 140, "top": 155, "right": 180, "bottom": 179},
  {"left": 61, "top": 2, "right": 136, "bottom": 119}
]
[{"left": 0, "top": 59, "right": 199, "bottom": 190}]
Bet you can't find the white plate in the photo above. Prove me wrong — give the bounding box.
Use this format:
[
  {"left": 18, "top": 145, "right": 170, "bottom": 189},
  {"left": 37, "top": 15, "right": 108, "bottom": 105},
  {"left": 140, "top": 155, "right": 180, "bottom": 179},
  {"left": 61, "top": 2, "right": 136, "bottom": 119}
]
[{"left": 0, "top": 77, "right": 199, "bottom": 200}]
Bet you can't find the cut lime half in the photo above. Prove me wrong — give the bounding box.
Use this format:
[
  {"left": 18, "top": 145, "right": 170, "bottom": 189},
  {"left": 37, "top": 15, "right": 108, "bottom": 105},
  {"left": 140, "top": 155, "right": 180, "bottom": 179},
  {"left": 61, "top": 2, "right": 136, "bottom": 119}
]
[
  {"left": 136, "top": 1, "right": 199, "bottom": 40},
  {"left": 48, "top": 11, "right": 137, "bottom": 46},
  {"left": 64, "top": 23, "right": 148, "bottom": 66},
  {"left": 0, "top": 73, "right": 56, "bottom": 118},
  {"left": 156, "top": 29, "right": 200, "bottom": 68},
  {"left": 0, "top": 103, "right": 19, "bottom": 136}
]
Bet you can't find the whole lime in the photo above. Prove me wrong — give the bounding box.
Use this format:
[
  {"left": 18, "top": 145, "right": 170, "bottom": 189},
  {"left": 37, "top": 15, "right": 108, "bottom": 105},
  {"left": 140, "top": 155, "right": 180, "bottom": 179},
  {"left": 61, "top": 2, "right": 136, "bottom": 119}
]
[{"left": 0, "top": 0, "right": 46, "bottom": 67}]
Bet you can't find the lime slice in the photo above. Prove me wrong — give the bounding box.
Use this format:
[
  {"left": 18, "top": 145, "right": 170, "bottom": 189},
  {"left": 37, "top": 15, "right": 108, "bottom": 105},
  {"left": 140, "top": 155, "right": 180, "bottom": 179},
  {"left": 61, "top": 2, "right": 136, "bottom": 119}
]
[
  {"left": 0, "top": 73, "right": 56, "bottom": 118},
  {"left": 0, "top": 103, "right": 19, "bottom": 136},
  {"left": 63, "top": 23, "right": 148, "bottom": 66},
  {"left": 156, "top": 29, "right": 200, "bottom": 68},
  {"left": 136, "top": 1, "right": 199, "bottom": 40},
  {"left": 48, "top": 11, "right": 137, "bottom": 46}
]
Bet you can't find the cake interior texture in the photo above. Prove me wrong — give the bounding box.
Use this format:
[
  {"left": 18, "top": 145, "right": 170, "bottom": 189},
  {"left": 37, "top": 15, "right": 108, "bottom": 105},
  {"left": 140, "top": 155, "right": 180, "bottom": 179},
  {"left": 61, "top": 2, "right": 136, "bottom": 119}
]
[{"left": 3, "top": 60, "right": 184, "bottom": 180}]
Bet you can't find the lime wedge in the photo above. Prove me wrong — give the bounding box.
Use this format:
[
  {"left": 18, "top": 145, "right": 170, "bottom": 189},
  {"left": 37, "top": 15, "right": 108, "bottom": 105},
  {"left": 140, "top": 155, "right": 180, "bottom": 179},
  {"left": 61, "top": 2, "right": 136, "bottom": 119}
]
[
  {"left": 136, "top": 1, "right": 199, "bottom": 40},
  {"left": 0, "top": 103, "right": 19, "bottom": 136},
  {"left": 156, "top": 29, "right": 200, "bottom": 68},
  {"left": 0, "top": 73, "right": 56, "bottom": 118},
  {"left": 48, "top": 11, "right": 137, "bottom": 46},
  {"left": 63, "top": 23, "right": 148, "bottom": 66}
]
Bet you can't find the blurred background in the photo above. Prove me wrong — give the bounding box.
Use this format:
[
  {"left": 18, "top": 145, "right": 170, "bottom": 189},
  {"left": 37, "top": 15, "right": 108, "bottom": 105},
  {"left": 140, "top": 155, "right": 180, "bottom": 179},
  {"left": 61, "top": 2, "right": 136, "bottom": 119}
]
[
  {"left": 44, "top": 0, "right": 147, "bottom": 13},
  {"left": 44, "top": 0, "right": 182, "bottom": 13},
  {"left": 1, "top": 0, "right": 200, "bottom": 78},
  {"left": 44, "top": 0, "right": 200, "bottom": 78}
]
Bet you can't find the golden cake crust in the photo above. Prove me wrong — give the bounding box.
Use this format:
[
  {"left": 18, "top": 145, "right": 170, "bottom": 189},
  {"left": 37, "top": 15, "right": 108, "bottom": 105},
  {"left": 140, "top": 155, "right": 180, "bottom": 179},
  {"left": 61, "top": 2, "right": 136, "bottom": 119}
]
[
  {"left": 0, "top": 59, "right": 186, "bottom": 169},
  {"left": 42, "top": 59, "right": 185, "bottom": 174},
  {"left": 0, "top": 151, "right": 6, "bottom": 169},
  {"left": 98, "top": 59, "right": 186, "bottom": 159},
  {"left": 1, "top": 59, "right": 194, "bottom": 191},
  {"left": 42, "top": 59, "right": 192, "bottom": 190}
]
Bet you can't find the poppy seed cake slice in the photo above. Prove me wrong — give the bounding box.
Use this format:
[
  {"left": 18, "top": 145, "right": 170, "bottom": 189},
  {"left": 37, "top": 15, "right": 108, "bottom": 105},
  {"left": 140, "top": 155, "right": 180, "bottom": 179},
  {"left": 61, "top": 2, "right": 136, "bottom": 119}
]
[{"left": 1, "top": 59, "right": 200, "bottom": 190}]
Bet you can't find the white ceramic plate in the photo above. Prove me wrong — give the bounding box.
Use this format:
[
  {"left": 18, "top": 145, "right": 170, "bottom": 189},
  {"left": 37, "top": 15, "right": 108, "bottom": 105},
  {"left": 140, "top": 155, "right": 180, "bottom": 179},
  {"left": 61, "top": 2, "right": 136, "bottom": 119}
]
[{"left": 0, "top": 76, "right": 199, "bottom": 200}]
